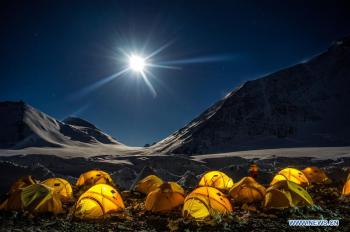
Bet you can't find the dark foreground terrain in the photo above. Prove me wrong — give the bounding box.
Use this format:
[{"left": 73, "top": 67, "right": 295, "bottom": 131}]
[
  {"left": 0, "top": 154, "right": 350, "bottom": 231},
  {"left": 0, "top": 184, "right": 349, "bottom": 232}
]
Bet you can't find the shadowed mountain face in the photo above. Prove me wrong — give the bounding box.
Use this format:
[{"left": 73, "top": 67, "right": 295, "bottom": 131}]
[
  {"left": 152, "top": 37, "right": 350, "bottom": 154},
  {"left": 0, "top": 102, "right": 121, "bottom": 149},
  {"left": 63, "top": 117, "right": 98, "bottom": 129},
  {"left": 1, "top": 38, "right": 350, "bottom": 154}
]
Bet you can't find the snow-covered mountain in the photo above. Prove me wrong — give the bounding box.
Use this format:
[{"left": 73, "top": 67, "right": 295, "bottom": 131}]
[
  {"left": 152, "top": 37, "right": 350, "bottom": 154},
  {"left": 0, "top": 101, "right": 122, "bottom": 149},
  {"left": 1, "top": 37, "right": 350, "bottom": 155}
]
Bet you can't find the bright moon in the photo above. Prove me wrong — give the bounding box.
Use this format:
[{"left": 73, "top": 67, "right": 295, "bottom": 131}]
[{"left": 129, "top": 55, "right": 146, "bottom": 72}]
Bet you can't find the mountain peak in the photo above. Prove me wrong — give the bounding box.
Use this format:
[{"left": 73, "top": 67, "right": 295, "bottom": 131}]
[
  {"left": 152, "top": 37, "right": 350, "bottom": 154},
  {"left": 0, "top": 101, "right": 121, "bottom": 149},
  {"left": 63, "top": 117, "right": 97, "bottom": 130}
]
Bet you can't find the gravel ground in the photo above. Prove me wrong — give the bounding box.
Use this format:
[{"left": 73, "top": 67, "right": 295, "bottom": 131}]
[{"left": 1, "top": 183, "right": 349, "bottom": 232}]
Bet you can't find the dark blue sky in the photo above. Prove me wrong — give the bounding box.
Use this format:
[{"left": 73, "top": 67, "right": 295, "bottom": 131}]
[{"left": 1, "top": 0, "right": 349, "bottom": 146}]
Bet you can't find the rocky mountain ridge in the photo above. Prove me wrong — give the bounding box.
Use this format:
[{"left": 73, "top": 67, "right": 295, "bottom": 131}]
[{"left": 151, "top": 37, "right": 350, "bottom": 154}]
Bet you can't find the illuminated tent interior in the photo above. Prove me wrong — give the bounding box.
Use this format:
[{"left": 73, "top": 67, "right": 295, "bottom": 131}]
[
  {"left": 0, "top": 183, "right": 63, "bottom": 215},
  {"left": 145, "top": 182, "right": 185, "bottom": 212},
  {"left": 183, "top": 186, "right": 233, "bottom": 220},
  {"left": 264, "top": 180, "right": 313, "bottom": 209},
  {"left": 42, "top": 178, "right": 74, "bottom": 203},
  {"left": 229, "top": 176, "right": 266, "bottom": 204},
  {"left": 198, "top": 171, "right": 234, "bottom": 192},
  {"left": 302, "top": 167, "right": 329, "bottom": 184},
  {"left": 135, "top": 175, "right": 164, "bottom": 195},
  {"left": 74, "top": 184, "right": 125, "bottom": 219},
  {"left": 76, "top": 170, "right": 113, "bottom": 188},
  {"left": 270, "top": 168, "right": 309, "bottom": 187}
]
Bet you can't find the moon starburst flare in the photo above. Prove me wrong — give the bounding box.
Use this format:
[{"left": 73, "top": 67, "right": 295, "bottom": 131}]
[
  {"left": 72, "top": 40, "right": 235, "bottom": 99},
  {"left": 129, "top": 55, "right": 146, "bottom": 72}
]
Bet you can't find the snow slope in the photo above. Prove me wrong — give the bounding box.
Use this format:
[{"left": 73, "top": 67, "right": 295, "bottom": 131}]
[
  {"left": 0, "top": 101, "right": 123, "bottom": 149},
  {"left": 152, "top": 37, "right": 350, "bottom": 154}
]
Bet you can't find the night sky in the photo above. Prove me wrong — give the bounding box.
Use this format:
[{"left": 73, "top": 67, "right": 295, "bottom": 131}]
[{"left": 1, "top": 0, "right": 350, "bottom": 146}]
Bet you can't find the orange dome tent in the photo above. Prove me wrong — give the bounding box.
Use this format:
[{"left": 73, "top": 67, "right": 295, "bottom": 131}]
[
  {"left": 302, "top": 167, "right": 329, "bottom": 184},
  {"left": 183, "top": 186, "right": 233, "bottom": 220},
  {"left": 198, "top": 171, "right": 234, "bottom": 191},
  {"left": 0, "top": 191, "right": 23, "bottom": 211},
  {"left": 264, "top": 180, "right": 313, "bottom": 209},
  {"left": 135, "top": 175, "right": 163, "bottom": 194},
  {"left": 270, "top": 168, "right": 309, "bottom": 187},
  {"left": 229, "top": 177, "right": 266, "bottom": 204},
  {"left": 145, "top": 182, "right": 185, "bottom": 212},
  {"left": 342, "top": 174, "right": 350, "bottom": 197},
  {"left": 9, "top": 176, "right": 37, "bottom": 193},
  {"left": 76, "top": 170, "right": 113, "bottom": 187},
  {"left": 74, "top": 184, "right": 125, "bottom": 219},
  {"left": 0, "top": 184, "right": 63, "bottom": 214},
  {"left": 42, "top": 178, "right": 73, "bottom": 203}
]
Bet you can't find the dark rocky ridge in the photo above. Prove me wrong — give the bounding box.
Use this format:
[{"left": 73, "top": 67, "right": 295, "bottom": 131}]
[
  {"left": 63, "top": 117, "right": 98, "bottom": 129},
  {"left": 152, "top": 37, "right": 350, "bottom": 154}
]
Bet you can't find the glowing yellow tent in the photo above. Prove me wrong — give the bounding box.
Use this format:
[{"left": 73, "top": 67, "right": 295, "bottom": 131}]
[
  {"left": 42, "top": 178, "right": 73, "bottom": 203},
  {"left": 229, "top": 177, "right": 266, "bottom": 204},
  {"left": 198, "top": 171, "right": 234, "bottom": 191},
  {"left": 0, "top": 191, "right": 22, "bottom": 211},
  {"left": 9, "top": 176, "right": 37, "bottom": 193},
  {"left": 342, "top": 174, "right": 350, "bottom": 197},
  {"left": 145, "top": 182, "right": 185, "bottom": 212},
  {"left": 264, "top": 180, "right": 313, "bottom": 209},
  {"left": 76, "top": 170, "right": 113, "bottom": 187},
  {"left": 183, "top": 187, "right": 233, "bottom": 220},
  {"left": 135, "top": 175, "right": 163, "bottom": 194},
  {"left": 270, "top": 168, "right": 309, "bottom": 187},
  {"left": 302, "top": 167, "right": 329, "bottom": 184},
  {"left": 167, "top": 181, "right": 185, "bottom": 195},
  {"left": 0, "top": 184, "right": 63, "bottom": 214},
  {"left": 74, "top": 184, "right": 125, "bottom": 219}
]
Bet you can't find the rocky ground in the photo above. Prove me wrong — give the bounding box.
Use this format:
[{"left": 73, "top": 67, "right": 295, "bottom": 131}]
[
  {"left": 0, "top": 154, "right": 350, "bottom": 231},
  {"left": 1, "top": 181, "right": 350, "bottom": 231}
]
